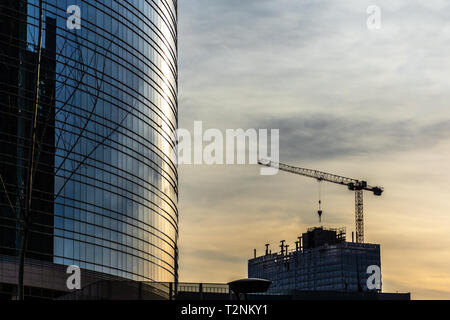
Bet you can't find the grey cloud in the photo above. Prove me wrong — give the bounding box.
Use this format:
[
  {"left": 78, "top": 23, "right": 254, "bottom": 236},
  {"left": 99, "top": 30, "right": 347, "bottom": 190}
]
[
  {"left": 254, "top": 113, "right": 450, "bottom": 162},
  {"left": 180, "top": 0, "right": 450, "bottom": 134}
]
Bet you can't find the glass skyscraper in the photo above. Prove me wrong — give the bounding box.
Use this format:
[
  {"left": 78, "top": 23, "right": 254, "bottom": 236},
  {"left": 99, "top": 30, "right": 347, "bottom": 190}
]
[{"left": 0, "top": 0, "right": 178, "bottom": 290}]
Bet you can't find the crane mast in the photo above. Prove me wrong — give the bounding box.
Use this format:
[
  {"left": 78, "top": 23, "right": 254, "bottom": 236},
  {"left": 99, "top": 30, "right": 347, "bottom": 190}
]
[{"left": 258, "top": 159, "right": 383, "bottom": 243}]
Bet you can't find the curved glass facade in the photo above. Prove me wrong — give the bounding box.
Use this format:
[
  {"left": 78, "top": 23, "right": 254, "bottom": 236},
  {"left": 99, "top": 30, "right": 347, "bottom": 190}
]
[{"left": 0, "top": 0, "right": 178, "bottom": 283}]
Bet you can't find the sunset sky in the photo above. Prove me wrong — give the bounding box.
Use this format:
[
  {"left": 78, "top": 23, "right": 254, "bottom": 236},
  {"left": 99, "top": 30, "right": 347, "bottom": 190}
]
[{"left": 177, "top": 0, "right": 450, "bottom": 299}]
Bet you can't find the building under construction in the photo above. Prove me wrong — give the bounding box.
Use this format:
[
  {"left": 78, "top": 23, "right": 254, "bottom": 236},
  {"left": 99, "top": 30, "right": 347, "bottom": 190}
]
[{"left": 248, "top": 227, "right": 381, "bottom": 293}]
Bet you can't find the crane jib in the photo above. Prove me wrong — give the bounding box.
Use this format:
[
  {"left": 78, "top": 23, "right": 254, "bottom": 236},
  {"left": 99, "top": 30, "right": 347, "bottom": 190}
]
[{"left": 258, "top": 159, "right": 383, "bottom": 195}]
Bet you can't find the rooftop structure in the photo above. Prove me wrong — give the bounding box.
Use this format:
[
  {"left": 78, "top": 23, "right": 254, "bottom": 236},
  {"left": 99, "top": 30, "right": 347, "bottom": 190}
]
[{"left": 248, "top": 227, "right": 381, "bottom": 293}]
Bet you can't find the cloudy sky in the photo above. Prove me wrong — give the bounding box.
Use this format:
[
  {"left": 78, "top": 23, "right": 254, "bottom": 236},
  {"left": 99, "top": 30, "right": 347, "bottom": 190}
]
[{"left": 177, "top": 0, "right": 450, "bottom": 299}]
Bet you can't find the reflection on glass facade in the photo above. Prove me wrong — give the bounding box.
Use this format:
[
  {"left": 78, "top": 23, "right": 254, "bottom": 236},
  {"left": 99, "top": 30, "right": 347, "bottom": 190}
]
[{"left": 0, "top": 0, "right": 178, "bottom": 284}]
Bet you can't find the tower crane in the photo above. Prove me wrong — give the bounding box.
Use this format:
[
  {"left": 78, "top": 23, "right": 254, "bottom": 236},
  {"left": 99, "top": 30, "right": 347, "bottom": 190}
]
[{"left": 258, "top": 159, "right": 383, "bottom": 243}]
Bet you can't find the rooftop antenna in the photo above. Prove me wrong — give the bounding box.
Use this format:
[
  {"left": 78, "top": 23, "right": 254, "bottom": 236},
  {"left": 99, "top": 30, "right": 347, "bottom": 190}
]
[{"left": 280, "top": 240, "right": 286, "bottom": 255}]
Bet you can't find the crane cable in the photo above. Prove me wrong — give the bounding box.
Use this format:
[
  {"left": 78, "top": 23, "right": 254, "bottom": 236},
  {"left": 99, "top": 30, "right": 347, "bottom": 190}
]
[{"left": 317, "top": 180, "right": 323, "bottom": 223}]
